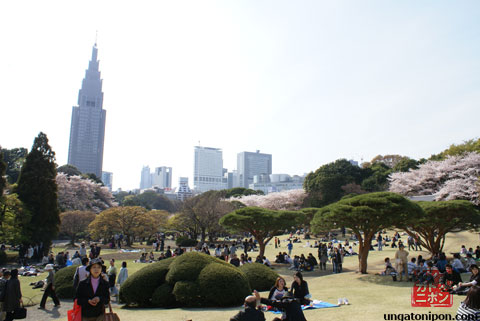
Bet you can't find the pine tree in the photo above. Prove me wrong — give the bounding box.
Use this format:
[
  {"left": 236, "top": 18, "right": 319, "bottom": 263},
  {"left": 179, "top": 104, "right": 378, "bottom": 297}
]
[{"left": 16, "top": 133, "right": 59, "bottom": 254}]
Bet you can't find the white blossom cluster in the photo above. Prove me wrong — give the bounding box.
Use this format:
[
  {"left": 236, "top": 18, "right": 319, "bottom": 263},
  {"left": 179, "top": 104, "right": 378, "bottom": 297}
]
[{"left": 228, "top": 189, "right": 307, "bottom": 210}]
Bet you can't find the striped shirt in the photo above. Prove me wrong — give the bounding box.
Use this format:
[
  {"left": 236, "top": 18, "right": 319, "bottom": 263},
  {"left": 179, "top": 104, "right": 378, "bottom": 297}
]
[{"left": 457, "top": 302, "right": 480, "bottom": 321}]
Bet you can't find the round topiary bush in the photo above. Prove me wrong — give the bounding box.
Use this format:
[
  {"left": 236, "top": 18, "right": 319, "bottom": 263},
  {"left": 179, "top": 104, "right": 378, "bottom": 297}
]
[
  {"left": 198, "top": 263, "right": 251, "bottom": 306},
  {"left": 172, "top": 281, "right": 202, "bottom": 306},
  {"left": 151, "top": 283, "right": 176, "bottom": 307},
  {"left": 166, "top": 252, "right": 228, "bottom": 284},
  {"left": 54, "top": 265, "right": 79, "bottom": 299},
  {"left": 119, "top": 257, "right": 174, "bottom": 306},
  {"left": 239, "top": 263, "right": 279, "bottom": 291}
]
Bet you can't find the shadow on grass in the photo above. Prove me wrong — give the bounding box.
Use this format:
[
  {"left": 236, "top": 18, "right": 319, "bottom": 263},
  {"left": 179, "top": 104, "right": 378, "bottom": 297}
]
[{"left": 357, "top": 274, "right": 414, "bottom": 288}]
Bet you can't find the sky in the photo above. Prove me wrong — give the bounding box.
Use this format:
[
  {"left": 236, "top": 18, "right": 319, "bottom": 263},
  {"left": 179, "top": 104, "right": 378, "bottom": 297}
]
[{"left": 1, "top": 1, "right": 479, "bottom": 191}]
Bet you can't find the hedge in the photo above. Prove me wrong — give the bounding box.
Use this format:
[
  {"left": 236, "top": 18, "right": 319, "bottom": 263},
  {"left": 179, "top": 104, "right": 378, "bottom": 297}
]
[
  {"left": 152, "top": 283, "right": 176, "bottom": 307},
  {"left": 175, "top": 236, "right": 198, "bottom": 247},
  {"left": 119, "top": 257, "right": 174, "bottom": 306},
  {"left": 198, "top": 263, "right": 251, "bottom": 306},
  {"left": 54, "top": 265, "right": 80, "bottom": 299},
  {"left": 172, "top": 281, "right": 202, "bottom": 306},
  {"left": 238, "top": 263, "right": 279, "bottom": 291},
  {"left": 165, "top": 252, "right": 228, "bottom": 284}
]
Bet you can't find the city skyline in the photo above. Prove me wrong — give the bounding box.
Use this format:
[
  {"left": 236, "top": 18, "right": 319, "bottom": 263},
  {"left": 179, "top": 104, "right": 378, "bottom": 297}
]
[{"left": 1, "top": 1, "right": 479, "bottom": 191}]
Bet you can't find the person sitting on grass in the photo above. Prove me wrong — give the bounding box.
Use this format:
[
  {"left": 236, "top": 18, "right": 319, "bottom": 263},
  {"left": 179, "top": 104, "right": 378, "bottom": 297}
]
[
  {"left": 269, "top": 277, "right": 289, "bottom": 301},
  {"left": 453, "top": 264, "right": 480, "bottom": 295},
  {"left": 452, "top": 253, "right": 467, "bottom": 273},
  {"left": 254, "top": 290, "right": 306, "bottom": 321},
  {"left": 307, "top": 253, "right": 318, "bottom": 269},
  {"left": 418, "top": 261, "right": 439, "bottom": 285},
  {"left": 230, "top": 294, "right": 265, "bottom": 321},
  {"left": 275, "top": 252, "right": 285, "bottom": 264},
  {"left": 230, "top": 254, "right": 240, "bottom": 267},
  {"left": 457, "top": 286, "right": 480, "bottom": 320},
  {"left": 262, "top": 256, "right": 271, "bottom": 267},
  {"left": 465, "top": 254, "right": 477, "bottom": 271},
  {"left": 441, "top": 264, "right": 462, "bottom": 292},
  {"left": 383, "top": 258, "right": 396, "bottom": 276},
  {"left": 291, "top": 271, "right": 311, "bottom": 306},
  {"left": 255, "top": 256, "right": 263, "bottom": 264}
]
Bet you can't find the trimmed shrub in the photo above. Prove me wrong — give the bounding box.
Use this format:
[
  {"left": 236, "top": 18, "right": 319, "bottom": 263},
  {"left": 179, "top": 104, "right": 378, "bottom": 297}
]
[
  {"left": 54, "top": 265, "right": 80, "bottom": 299},
  {"left": 166, "top": 252, "right": 228, "bottom": 284},
  {"left": 176, "top": 236, "right": 198, "bottom": 247},
  {"left": 239, "top": 263, "right": 279, "bottom": 291},
  {"left": 152, "top": 283, "right": 176, "bottom": 307},
  {"left": 119, "top": 257, "right": 174, "bottom": 306},
  {"left": 198, "top": 263, "right": 250, "bottom": 306},
  {"left": 172, "top": 281, "right": 202, "bottom": 307}
]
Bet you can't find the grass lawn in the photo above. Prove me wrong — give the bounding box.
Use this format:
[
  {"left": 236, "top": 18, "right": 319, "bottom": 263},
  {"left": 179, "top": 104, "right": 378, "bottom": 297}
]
[{"left": 17, "top": 231, "right": 480, "bottom": 320}]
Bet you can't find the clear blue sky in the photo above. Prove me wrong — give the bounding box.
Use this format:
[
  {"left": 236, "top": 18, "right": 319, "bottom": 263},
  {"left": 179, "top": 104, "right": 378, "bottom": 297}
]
[{"left": 1, "top": 1, "right": 479, "bottom": 190}]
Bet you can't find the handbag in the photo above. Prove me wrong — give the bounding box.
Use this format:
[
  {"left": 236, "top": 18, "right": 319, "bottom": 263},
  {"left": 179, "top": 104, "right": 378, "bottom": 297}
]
[
  {"left": 104, "top": 302, "right": 120, "bottom": 321},
  {"left": 67, "top": 299, "right": 82, "bottom": 321},
  {"left": 13, "top": 304, "right": 27, "bottom": 319}
]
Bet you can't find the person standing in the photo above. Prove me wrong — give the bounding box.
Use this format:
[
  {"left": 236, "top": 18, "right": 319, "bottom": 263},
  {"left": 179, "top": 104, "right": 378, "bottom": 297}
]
[
  {"left": 287, "top": 241, "right": 293, "bottom": 256},
  {"left": 395, "top": 245, "right": 409, "bottom": 281},
  {"left": 39, "top": 264, "right": 60, "bottom": 309},
  {"left": 116, "top": 262, "right": 128, "bottom": 291},
  {"left": 76, "top": 259, "right": 110, "bottom": 321},
  {"left": 74, "top": 257, "right": 90, "bottom": 290},
  {"left": 79, "top": 243, "right": 87, "bottom": 259},
  {"left": 377, "top": 233, "right": 383, "bottom": 251},
  {"left": 0, "top": 270, "right": 10, "bottom": 321},
  {"left": 3, "top": 269, "right": 22, "bottom": 321},
  {"left": 107, "top": 259, "right": 118, "bottom": 297}
]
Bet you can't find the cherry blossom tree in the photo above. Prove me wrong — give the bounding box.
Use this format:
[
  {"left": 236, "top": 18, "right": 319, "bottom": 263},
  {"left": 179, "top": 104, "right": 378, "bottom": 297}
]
[
  {"left": 389, "top": 153, "right": 480, "bottom": 204},
  {"left": 227, "top": 189, "right": 307, "bottom": 210},
  {"left": 56, "top": 173, "right": 116, "bottom": 213}
]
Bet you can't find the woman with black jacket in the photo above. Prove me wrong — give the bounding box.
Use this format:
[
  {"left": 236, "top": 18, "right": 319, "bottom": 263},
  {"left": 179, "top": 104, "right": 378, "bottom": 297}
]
[
  {"left": 3, "top": 269, "right": 22, "bottom": 321},
  {"left": 76, "top": 258, "right": 110, "bottom": 321},
  {"left": 290, "top": 272, "right": 310, "bottom": 306}
]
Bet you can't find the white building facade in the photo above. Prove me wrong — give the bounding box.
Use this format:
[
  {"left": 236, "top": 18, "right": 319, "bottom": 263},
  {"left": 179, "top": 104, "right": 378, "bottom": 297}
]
[{"left": 193, "top": 146, "right": 227, "bottom": 192}]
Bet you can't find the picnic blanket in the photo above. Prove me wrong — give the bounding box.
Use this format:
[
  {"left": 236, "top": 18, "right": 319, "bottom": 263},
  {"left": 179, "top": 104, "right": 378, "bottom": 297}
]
[{"left": 269, "top": 300, "right": 339, "bottom": 314}]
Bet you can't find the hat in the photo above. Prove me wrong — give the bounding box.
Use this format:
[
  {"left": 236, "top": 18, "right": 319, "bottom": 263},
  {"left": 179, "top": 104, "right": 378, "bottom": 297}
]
[
  {"left": 44, "top": 264, "right": 54, "bottom": 271},
  {"left": 86, "top": 258, "right": 106, "bottom": 272}
]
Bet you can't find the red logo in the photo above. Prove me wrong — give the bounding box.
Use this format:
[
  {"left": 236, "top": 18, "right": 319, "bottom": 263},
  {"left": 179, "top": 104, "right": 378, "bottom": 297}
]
[{"left": 411, "top": 284, "right": 452, "bottom": 307}]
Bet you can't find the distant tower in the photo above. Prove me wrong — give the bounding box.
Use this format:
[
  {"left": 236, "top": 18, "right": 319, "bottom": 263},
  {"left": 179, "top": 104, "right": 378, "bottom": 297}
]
[
  {"left": 68, "top": 43, "right": 107, "bottom": 178},
  {"left": 193, "top": 146, "right": 226, "bottom": 192},
  {"left": 237, "top": 150, "right": 272, "bottom": 188}
]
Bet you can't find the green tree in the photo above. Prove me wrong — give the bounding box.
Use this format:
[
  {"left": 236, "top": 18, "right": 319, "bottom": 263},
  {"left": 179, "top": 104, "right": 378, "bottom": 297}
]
[
  {"left": 311, "top": 192, "right": 423, "bottom": 274},
  {"left": 221, "top": 188, "right": 264, "bottom": 198},
  {"left": 392, "top": 157, "right": 419, "bottom": 172},
  {"left": 220, "top": 207, "right": 305, "bottom": 257},
  {"left": 0, "top": 194, "right": 30, "bottom": 244},
  {"left": 1, "top": 147, "right": 28, "bottom": 184},
  {"left": 57, "top": 164, "right": 82, "bottom": 176},
  {"left": 303, "top": 159, "right": 366, "bottom": 207},
  {"left": 361, "top": 162, "right": 392, "bottom": 192},
  {"left": 83, "top": 173, "right": 103, "bottom": 185},
  {"left": 0, "top": 148, "right": 6, "bottom": 198},
  {"left": 123, "top": 190, "right": 175, "bottom": 212},
  {"left": 16, "top": 132, "right": 60, "bottom": 253},
  {"left": 399, "top": 201, "right": 480, "bottom": 256}
]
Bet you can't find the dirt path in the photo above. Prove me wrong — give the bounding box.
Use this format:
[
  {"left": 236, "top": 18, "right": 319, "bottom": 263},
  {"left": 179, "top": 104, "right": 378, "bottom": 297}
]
[{"left": 27, "top": 300, "right": 123, "bottom": 321}]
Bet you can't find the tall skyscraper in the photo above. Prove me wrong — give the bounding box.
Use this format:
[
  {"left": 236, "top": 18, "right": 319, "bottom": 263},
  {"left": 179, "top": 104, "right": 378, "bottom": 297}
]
[
  {"left": 101, "top": 171, "right": 113, "bottom": 191},
  {"left": 152, "top": 166, "right": 172, "bottom": 189},
  {"left": 237, "top": 150, "right": 272, "bottom": 188},
  {"left": 193, "top": 146, "right": 226, "bottom": 192},
  {"left": 177, "top": 177, "right": 193, "bottom": 201},
  {"left": 140, "top": 166, "right": 152, "bottom": 189},
  {"left": 68, "top": 43, "right": 107, "bottom": 178}
]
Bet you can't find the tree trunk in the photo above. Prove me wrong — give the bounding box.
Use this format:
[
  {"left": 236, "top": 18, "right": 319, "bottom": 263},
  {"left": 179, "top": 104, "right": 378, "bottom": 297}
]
[
  {"left": 200, "top": 227, "right": 206, "bottom": 243},
  {"left": 359, "top": 245, "right": 369, "bottom": 274},
  {"left": 258, "top": 240, "right": 266, "bottom": 258},
  {"left": 70, "top": 234, "right": 76, "bottom": 246}
]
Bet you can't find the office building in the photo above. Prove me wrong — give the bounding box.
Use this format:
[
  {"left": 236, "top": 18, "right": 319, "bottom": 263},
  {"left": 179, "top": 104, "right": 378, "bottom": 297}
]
[
  {"left": 237, "top": 151, "right": 272, "bottom": 188},
  {"left": 177, "top": 177, "right": 193, "bottom": 201},
  {"left": 68, "top": 43, "right": 107, "bottom": 178},
  {"left": 193, "top": 146, "right": 226, "bottom": 192},
  {"left": 140, "top": 166, "right": 152, "bottom": 190},
  {"left": 101, "top": 171, "right": 113, "bottom": 191},
  {"left": 152, "top": 166, "right": 172, "bottom": 189}
]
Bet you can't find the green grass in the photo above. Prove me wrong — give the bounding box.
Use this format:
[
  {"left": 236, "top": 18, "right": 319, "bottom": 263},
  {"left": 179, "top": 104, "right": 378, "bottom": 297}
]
[{"left": 19, "top": 231, "right": 480, "bottom": 319}]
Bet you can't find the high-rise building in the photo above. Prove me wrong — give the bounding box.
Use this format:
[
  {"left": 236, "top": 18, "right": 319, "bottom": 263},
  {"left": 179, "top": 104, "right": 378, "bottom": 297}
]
[
  {"left": 68, "top": 44, "right": 107, "bottom": 178},
  {"left": 237, "top": 150, "right": 272, "bottom": 188},
  {"left": 193, "top": 146, "right": 226, "bottom": 192},
  {"left": 152, "top": 166, "right": 172, "bottom": 189},
  {"left": 101, "top": 171, "right": 113, "bottom": 191},
  {"left": 140, "top": 166, "right": 152, "bottom": 190},
  {"left": 177, "top": 177, "right": 193, "bottom": 201}
]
